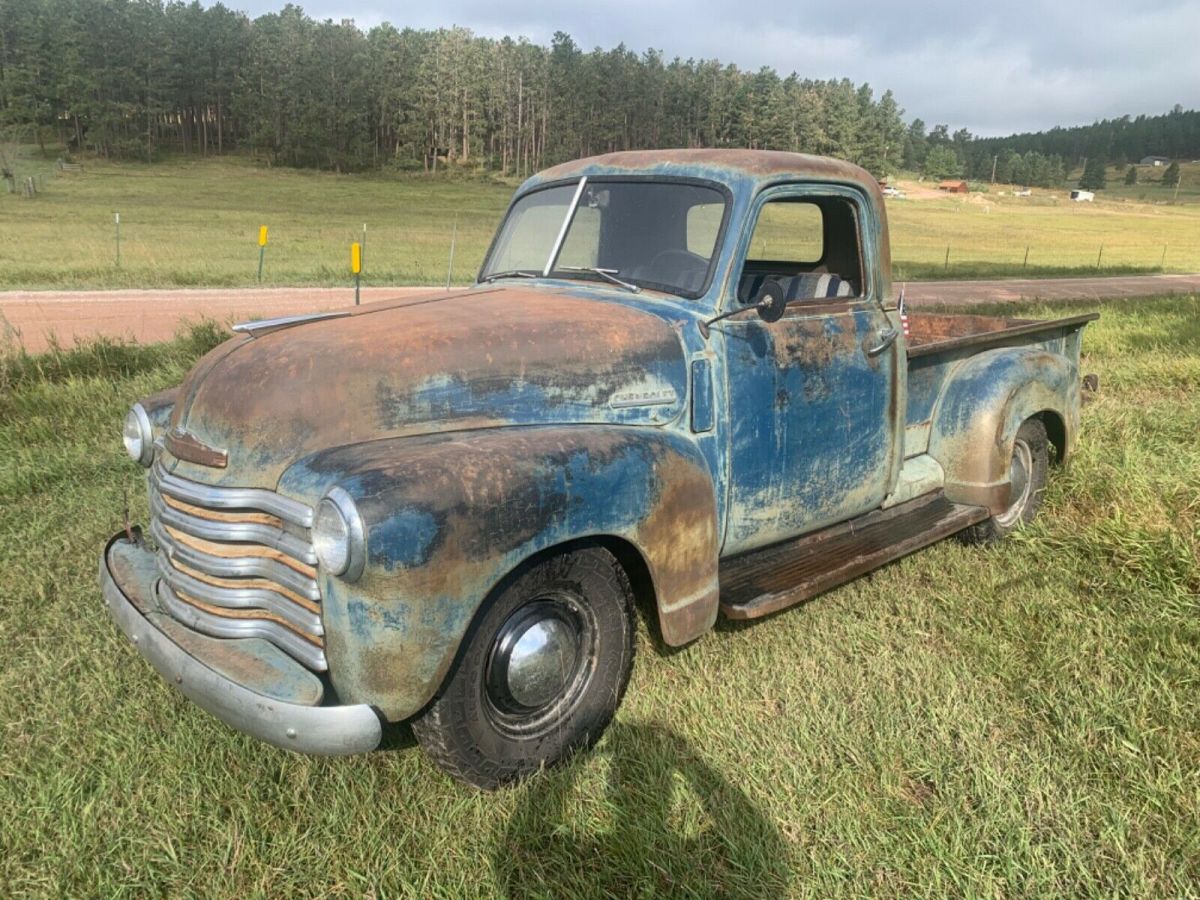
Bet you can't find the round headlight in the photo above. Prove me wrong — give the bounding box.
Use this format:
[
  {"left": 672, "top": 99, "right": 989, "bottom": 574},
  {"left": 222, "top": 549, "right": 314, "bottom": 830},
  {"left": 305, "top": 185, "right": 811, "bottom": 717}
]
[
  {"left": 123, "top": 403, "right": 154, "bottom": 467},
  {"left": 313, "top": 487, "right": 365, "bottom": 581}
]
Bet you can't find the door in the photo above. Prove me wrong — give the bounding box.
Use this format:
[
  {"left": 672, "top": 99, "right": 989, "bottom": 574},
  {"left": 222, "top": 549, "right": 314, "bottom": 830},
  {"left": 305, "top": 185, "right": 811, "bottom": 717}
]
[{"left": 721, "top": 188, "right": 900, "bottom": 555}]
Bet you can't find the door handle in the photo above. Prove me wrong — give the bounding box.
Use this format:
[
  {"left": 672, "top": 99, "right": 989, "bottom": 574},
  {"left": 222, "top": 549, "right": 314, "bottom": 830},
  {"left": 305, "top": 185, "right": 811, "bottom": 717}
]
[{"left": 866, "top": 328, "right": 898, "bottom": 357}]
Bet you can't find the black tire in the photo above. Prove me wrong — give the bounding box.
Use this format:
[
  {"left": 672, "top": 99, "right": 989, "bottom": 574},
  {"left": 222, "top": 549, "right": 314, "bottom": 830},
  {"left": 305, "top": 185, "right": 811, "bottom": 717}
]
[
  {"left": 960, "top": 417, "right": 1049, "bottom": 544},
  {"left": 412, "top": 546, "right": 635, "bottom": 789}
]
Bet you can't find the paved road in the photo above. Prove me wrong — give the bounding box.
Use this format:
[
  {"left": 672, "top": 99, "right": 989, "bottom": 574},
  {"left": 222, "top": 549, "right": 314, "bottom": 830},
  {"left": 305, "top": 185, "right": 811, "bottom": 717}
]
[{"left": 3, "top": 274, "right": 1199, "bottom": 353}]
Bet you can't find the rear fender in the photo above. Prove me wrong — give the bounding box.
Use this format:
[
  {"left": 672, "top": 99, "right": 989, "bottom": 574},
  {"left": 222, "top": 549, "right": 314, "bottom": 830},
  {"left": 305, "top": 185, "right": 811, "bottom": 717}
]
[
  {"left": 278, "top": 426, "right": 719, "bottom": 720},
  {"left": 927, "top": 348, "right": 1078, "bottom": 512}
]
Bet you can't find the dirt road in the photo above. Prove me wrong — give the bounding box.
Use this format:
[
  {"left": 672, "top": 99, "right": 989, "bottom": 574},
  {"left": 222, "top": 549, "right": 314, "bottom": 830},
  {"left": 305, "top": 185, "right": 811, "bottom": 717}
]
[
  {"left": 900, "top": 273, "right": 1200, "bottom": 304},
  {"left": 3, "top": 274, "right": 1198, "bottom": 354}
]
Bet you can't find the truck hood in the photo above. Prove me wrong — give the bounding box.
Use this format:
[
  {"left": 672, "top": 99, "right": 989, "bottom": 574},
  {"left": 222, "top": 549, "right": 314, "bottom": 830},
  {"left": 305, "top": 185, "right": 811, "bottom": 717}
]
[{"left": 165, "top": 286, "right": 690, "bottom": 488}]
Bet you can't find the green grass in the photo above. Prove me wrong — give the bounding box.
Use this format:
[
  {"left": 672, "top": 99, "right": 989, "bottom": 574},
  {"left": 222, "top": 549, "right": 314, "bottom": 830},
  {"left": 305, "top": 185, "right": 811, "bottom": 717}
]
[
  {"left": 1085, "top": 162, "right": 1200, "bottom": 204},
  {"left": 0, "top": 144, "right": 515, "bottom": 290},
  {"left": 3, "top": 144, "right": 1199, "bottom": 290},
  {"left": 2, "top": 295, "right": 1198, "bottom": 895}
]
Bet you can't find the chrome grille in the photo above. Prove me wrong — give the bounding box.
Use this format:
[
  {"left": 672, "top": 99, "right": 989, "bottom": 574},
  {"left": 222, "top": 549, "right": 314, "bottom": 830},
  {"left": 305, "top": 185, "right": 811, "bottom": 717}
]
[{"left": 148, "top": 462, "right": 326, "bottom": 671}]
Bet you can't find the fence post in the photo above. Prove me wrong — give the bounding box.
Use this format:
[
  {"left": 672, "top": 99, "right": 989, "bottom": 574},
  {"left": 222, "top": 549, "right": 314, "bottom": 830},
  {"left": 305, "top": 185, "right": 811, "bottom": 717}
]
[
  {"left": 1095, "top": 244, "right": 1103, "bottom": 271},
  {"left": 1023, "top": 246, "right": 1030, "bottom": 270},
  {"left": 257, "top": 225, "right": 268, "bottom": 282},
  {"left": 351, "top": 242, "right": 362, "bottom": 305},
  {"left": 445, "top": 215, "right": 459, "bottom": 289},
  {"left": 944, "top": 245, "right": 950, "bottom": 270},
  {"left": 115, "top": 212, "right": 121, "bottom": 268},
  {"left": 1161, "top": 244, "right": 1168, "bottom": 269}
]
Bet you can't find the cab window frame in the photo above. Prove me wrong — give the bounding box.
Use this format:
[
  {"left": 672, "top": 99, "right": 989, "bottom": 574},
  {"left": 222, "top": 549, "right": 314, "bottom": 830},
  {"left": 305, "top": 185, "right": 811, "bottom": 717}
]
[
  {"left": 729, "top": 184, "right": 874, "bottom": 310},
  {"left": 477, "top": 175, "right": 735, "bottom": 301}
]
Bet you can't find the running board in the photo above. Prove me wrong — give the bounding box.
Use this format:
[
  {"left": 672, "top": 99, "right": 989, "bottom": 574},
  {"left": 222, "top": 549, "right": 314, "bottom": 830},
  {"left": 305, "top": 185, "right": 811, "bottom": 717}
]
[{"left": 719, "top": 492, "right": 990, "bottom": 620}]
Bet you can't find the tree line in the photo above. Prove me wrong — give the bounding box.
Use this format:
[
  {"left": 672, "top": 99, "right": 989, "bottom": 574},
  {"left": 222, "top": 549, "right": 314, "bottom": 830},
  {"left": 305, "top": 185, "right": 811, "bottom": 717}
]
[
  {"left": 0, "top": 0, "right": 908, "bottom": 175},
  {"left": 969, "top": 106, "right": 1200, "bottom": 172},
  {"left": 897, "top": 107, "right": 1198, "bottom": 189},
  {"left": 1, "top": 0, "right": 1195, "bottom": 188}
]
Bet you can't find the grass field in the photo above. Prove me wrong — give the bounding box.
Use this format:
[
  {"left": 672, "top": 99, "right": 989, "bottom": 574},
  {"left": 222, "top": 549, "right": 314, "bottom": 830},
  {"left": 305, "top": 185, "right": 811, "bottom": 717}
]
[
  {"left": 886, "top": 161, "right": 1200, "bottom": 280},
  {"left": 3, "top": 144, "right": 1199, "bottom": 290},
  {"left": 1, "top": 295, "right": 1197, "bottom": 895}
]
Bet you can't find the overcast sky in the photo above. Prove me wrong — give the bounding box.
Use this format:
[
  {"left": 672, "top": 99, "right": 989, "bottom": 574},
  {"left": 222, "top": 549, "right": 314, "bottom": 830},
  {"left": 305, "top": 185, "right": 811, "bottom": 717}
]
[{"left": 221, "top": 0, "right": 1200, "bottom": 136}]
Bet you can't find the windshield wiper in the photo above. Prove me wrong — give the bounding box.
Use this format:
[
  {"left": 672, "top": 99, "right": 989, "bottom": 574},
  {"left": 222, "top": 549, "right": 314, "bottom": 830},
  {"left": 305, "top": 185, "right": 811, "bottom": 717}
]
[
  {"left": 557, "top": 266, "right": 640, "bottom": 293},
  {"left": 484, "top": 269, "right": 537, "bottom": 283}
]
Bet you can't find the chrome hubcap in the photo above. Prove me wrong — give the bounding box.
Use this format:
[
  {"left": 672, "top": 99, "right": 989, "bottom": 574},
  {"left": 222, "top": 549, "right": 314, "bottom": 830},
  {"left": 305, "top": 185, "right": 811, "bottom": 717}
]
[
  {"left": 486, "top": 598, "right": 591, "bottom": 725},
  {"left": 505, "top": 616, "right": 578, "bottom": 708},
  {"left": 996, "top": 438, "right": 1033, "bottom": 527}
]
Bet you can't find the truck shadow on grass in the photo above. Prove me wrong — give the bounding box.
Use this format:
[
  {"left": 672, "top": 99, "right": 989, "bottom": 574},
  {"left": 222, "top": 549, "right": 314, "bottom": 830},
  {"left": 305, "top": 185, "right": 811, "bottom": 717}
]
[{"left": 491, "top": 721, "right": 791, "bottom": 898}]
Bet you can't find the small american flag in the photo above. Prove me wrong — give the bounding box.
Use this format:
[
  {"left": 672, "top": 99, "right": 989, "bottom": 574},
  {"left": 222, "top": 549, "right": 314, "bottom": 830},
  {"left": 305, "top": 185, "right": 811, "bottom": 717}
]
[{"left": 898, "top": 284, "right": 910, "bottom": 338}]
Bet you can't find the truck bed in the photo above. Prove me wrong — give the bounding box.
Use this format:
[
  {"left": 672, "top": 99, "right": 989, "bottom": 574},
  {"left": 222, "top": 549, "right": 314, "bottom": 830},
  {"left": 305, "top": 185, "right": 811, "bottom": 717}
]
[{"left": 906, "top": 312, "right": 1099, "bottom": 359}]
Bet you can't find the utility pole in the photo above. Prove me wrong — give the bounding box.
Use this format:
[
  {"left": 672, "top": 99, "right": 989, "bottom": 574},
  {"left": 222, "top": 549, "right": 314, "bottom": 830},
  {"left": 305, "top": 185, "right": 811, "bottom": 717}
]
[{"left": 990, "top": 154, "right": 998, "bottom": 184}]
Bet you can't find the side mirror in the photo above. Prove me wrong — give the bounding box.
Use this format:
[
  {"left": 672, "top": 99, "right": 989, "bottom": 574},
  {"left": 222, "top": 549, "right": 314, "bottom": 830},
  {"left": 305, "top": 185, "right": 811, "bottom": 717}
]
[
  {"left": 698, "top": 278, "right": 789, "bottom": 340},
  {"left": 754, "top": 280, "right": 787, "bottom": 324}
]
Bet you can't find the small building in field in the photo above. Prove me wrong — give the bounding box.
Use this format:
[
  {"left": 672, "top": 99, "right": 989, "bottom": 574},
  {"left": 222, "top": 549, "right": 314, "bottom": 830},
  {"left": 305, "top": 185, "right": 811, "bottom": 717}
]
[
  {"left": 1139, "top": 156, "right": 1170, "bottom": 166},
  {"left": 1070, "top": 190, "right": 1095, "bottom": 202},
  {"left": 938, "top": 180, "right": 969, "bottom": 193}
]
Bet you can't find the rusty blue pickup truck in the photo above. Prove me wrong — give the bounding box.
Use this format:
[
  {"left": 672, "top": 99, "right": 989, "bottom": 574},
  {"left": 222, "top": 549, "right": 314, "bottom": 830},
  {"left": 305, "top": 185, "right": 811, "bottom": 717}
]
[{"left": 100, "top": 150, "right": 1097, "bottom": 788}]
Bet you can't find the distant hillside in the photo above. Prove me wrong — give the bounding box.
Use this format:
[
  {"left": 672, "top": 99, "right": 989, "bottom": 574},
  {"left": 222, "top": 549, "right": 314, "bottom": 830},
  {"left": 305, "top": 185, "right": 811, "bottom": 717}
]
[{"left": 963, "top": 106, "right": 1200, "bottom": 176}]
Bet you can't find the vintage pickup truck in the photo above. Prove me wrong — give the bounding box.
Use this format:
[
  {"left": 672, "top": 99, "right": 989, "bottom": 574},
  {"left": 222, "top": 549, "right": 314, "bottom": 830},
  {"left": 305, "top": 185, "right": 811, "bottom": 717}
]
[{"left": 100, "top": 150, "right": 1097, "bottom": 788}]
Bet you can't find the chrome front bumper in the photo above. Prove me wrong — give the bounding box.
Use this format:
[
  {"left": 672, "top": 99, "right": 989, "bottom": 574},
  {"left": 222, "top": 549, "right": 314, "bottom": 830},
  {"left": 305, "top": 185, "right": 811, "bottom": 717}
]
[{"left": 99, "top": 533, "right": 381, "bottom": 756}]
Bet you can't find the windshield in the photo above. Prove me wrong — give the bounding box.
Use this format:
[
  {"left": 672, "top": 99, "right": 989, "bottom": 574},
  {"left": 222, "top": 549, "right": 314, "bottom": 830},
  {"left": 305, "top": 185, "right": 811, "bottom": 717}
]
[{"left": 480, "top": 179, "right": 727, "bottom": 297}]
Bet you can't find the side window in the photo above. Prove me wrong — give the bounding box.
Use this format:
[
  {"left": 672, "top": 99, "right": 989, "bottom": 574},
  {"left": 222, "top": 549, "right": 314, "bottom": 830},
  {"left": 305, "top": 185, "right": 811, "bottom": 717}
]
[
  {"left": 738, "top": 197, "right": 864, "bottom": 305},
  {"left": 748, "top": 202, "right": 823, "bottom": 263}
]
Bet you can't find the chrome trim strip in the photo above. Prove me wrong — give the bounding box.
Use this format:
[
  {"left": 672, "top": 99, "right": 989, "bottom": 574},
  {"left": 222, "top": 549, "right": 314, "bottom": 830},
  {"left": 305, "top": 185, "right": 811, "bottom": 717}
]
[
  {"left": 151, "top": 519, "right": 320, "bottom": 602},
  {"left": 231, "top": 311, "right": 352, "bottom": 337},
  {"left": 157, "top": 581, "right": 327, "bottom": 672},
  {"left": 150, "top": 491, "right": 317, "bottom": 566},
  {"left": 152, "top": 463, "right": 313, "bottom": 528},
  {"left": 101, "top": 537, "right": 381, "bottom": 755},
  {"left": 155, "top": 555, "right": 323, "bottom": 637}
]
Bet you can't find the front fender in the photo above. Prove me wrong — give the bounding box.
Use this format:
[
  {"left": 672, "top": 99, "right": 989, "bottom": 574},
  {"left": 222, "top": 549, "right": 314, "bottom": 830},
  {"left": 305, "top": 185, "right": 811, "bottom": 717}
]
[
  {"left": 928, "top": 348, "right": 1078, "bottom": 512},
  {"left": 278, "top": 426, "right": 719, "bottom": 720},
  {"left": 140, "top": 386, "right": 179, "bottom": 434}
]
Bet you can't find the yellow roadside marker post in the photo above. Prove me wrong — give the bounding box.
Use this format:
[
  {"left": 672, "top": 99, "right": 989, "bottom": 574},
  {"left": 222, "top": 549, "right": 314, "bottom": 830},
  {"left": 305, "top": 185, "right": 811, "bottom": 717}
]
[
  {"left": 257, "top": 225, "right": 268, "bottom": 282},
  {"left": 351, "top": 241, "right": 362, "bottom": 305}
]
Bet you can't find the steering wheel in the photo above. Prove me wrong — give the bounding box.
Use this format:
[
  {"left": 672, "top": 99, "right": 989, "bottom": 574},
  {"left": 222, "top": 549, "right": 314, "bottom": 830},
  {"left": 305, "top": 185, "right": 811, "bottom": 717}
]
[{"left": 647, "top": 249, "right": 709, "bottom": 288}]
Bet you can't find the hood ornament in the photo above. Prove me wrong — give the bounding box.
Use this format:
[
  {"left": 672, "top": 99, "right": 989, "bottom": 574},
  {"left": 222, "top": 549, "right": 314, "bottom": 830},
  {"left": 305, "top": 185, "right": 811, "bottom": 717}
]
[{"left": 232, "top": 311, "right": 352, "bottom": 338}]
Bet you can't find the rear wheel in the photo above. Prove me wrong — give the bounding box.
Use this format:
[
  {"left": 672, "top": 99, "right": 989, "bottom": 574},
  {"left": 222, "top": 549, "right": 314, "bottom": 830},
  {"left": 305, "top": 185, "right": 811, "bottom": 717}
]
[
  {"left": 413, "top": 546, "right": 635, "bottom": 789},
  {"left": 961, "top": 417, "right": 1049, "bottom": 544}
]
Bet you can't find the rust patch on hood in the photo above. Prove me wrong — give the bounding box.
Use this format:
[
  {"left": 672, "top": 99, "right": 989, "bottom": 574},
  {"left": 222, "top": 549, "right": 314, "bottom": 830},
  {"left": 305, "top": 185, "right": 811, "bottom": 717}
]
[{"left": 170, "top": 287, "right": 689, "bottom": 488}]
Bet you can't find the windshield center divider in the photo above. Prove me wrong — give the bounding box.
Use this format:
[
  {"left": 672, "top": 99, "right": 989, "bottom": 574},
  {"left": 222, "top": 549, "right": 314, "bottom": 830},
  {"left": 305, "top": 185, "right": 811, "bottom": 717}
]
[{"left": 542, "top": 176, "right": 588, "bottom": 277}]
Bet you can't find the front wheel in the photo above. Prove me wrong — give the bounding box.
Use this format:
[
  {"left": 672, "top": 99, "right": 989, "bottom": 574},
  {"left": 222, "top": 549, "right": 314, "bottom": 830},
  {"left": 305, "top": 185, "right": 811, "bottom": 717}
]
[
  {"left": 961, "top": 417, "right": 1050, "bottom": 544},
  {"left": 413, "top": 546, "right": 635, "bottom": 789}
]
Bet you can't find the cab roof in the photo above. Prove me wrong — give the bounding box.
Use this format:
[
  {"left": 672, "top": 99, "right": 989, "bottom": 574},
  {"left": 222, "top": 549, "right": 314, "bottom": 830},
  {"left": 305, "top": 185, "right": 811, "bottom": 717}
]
[{"left": 525, "top": 149, "right": 883, "bottom": 199}]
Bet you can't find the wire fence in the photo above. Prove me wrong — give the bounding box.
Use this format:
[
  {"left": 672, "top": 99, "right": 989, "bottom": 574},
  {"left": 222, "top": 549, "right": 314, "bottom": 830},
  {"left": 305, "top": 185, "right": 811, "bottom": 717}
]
[{"left": 2, "top": 153, "right": 1198, "bottom": 289}]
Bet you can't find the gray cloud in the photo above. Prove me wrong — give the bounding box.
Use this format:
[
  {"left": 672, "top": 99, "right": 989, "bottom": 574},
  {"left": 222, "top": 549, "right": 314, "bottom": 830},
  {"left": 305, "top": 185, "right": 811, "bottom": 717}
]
[{"left": 222, "top": 0, "right": 1200, "bottom": 135}]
